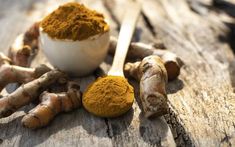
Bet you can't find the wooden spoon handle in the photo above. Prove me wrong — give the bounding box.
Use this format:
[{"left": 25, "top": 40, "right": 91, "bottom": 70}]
[{"left": 108, "top": 2, "right": 141, "bottom": 76}]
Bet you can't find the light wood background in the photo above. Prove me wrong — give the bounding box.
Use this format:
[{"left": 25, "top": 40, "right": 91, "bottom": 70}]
[{"left": 0, "top": 0, "right": 235, "bottom": 146}]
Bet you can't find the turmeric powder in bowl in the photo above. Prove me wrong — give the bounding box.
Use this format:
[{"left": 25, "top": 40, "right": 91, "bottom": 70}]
[
  {"left": 40, "top": 2, "right": 109, "bottom": 40},
  {"left": 82, "top": 76, "right": 134, "bottom": 117},
  {"left": 39, "top": 2, "right": 110, "bottom": 76}
]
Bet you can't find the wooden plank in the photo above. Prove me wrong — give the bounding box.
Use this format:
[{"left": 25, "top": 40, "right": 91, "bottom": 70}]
[
  {"left": 138, "top": 0, "right": 235, "bottom": 146},
  {"left": 2, "top": 0, "right": 235, "bottom": 146},
  {"left": 103, "top": 0, "right": 156, "bottom": 43},
  {"left": 0, "top": 0, "right": 175, "bottom": 147},
  {"left": 0, "top": 0, "right": 113, "bottom": 147},
  {"left": 100, "top": 0, "right": 176, "bottom": 146}
]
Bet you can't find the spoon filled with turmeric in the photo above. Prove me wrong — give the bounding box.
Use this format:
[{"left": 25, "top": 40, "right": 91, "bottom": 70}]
[{"left": 82, "top": 2, "right": 141, "bottom": 117}]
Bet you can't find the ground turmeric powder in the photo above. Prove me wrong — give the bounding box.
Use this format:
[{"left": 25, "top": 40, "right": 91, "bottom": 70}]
[
  {"left": 41, "top": 2, "right": 109, "bottom": 41},
  {"left": 82, "top": 76, "right": 134, "bottom": 117}
]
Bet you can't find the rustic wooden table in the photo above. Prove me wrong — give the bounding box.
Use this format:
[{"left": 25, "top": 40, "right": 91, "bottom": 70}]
[{"left": 0, "top": 0, "right": 235, "bottom": 146}]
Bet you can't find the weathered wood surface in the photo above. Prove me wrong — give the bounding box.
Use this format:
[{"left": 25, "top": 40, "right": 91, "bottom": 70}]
[
  {"left": 0, "top": 0, "right": 235, "bottom": 147},
  {"left": 137, "top": 0, "right": 235, "bottom": 146}
]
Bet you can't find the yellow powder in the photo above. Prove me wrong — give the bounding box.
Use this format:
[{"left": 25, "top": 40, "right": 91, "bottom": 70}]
[
  {"left": 41, "top": 2, "right": 109, "bottom": 41},
  {"left": 82, "top": 76, "right": 134, "bottom": 117}
]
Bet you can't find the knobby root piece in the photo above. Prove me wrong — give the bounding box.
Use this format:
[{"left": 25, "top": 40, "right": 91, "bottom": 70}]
[
  {"left": 8, "top": 34, "right": 31, "bottom": 67},
  {"left": 23, "top": 21, "right": 40, "bottom": 49},
  {"left": 0, "top": 70, "right": 65, "bottom": 118},
  {"left": 124, "top": 55, "right": 168, "bottom": 118},
  {"left": 0, "top": 52, "right": 51, "bottom": 92},
  {"left": 22, "top": 82, "right": 82, "bottom": 129},
  {"left": 8, "top": 22, "right": 40, "bottom": 67},
  {"left": 109, "top": 36, "right": 183, "bottom": 81}
]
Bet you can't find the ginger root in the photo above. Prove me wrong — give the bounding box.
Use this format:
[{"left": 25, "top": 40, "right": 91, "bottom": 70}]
[
  {"left": 109, "top": 36, "right": 183, "bottom": 81},
  {"left": 0, "top": 70, "right": 65, "bottom": 118},
  {"left": 124, "top": 55, "right": 168, "bottom": 118},
  {"left": 22, "top": 82, "right": 82, "bottom": 129},
  {"left": 8, "top": 22, "right": 40, "bottom": 67},
  {"left": 0, "top": 52, "right": 50, "bottom": 92}
]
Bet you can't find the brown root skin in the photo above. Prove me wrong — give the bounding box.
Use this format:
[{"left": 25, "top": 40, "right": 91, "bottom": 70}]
[
  {"left": 22, "top": 82, "right": 82, "bottom": 129},
  {"left": 23, "top": 22, "right": 40, "bottom": 50},
  {"left": 0, "top": 52, "right": 51, "bottom": 92},
  {"left": 0, "top": 70, "right": 65, "bottom": 118},
  {"left": 109, "top": 36, "right": 183, "bottom": 81},
  {"left": 8, "top": 22, "right": 40, "bottom": 67},
  {"left": 8, "top": 34, "right": 32, "bottom": 67},
  {"left": 124, "top": 55, "right": 168, "bottom": 118}
]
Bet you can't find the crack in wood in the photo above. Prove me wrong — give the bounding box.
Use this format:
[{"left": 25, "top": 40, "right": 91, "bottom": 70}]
[
  {"left": 104, "top": 118, "right": 112, "bottom": 138},
  {"left": 141, "top": 12, "right": 156, "bottom": 36},
  {"left": 220, "top": 131, "right": 232, "bottom": 147},
  {"left": 187, "top": 0, "right": 209, "bottom": 15},
  {"left": 164, "top": 107, "right": 194, "bottom": 147}
]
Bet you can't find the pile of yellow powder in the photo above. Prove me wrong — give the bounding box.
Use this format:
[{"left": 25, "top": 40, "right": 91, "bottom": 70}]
[
  {"left": 82, "top": 76, "right": 134, "bottom": 117},
  {"left": 41, "top": 2, "right": 109, "bottom": 41}
]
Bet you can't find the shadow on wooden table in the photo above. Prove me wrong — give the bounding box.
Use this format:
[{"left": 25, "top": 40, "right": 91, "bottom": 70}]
[
  {"left": 166, "top": 79, "right": 184, "bottom": 94},
  {"left": 213, "top": 0, "right": 235, "bottom": 92},
  {"left": 213, "top": 0, "right": 235, "bottom": 18},
  {"left": 223, "top": 24, "right": 235, "bottom": 92},
  {"left": 138, "top": 113, "right": 171, "bottom": 146},
  {"left": 0, "top": 114, "right": 25, "bottom": 141},
  {"left": 84, "top": 107, "right": 134, "bottom": 137},
  {"left": 125, "top": 68, "right": 188, "bottom": 146},
  {"left": 18, "top": 109, "right": 88, "bottom": 146},
  {"left": 131, "top": 80, "right": 178, "bottom": 146},
  {"left": 0, "top": 105, "right": 118, "bottom": 146}
]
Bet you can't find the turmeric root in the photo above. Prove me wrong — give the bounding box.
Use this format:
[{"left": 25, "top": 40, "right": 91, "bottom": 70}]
[
  {"left": 0, "top": 70, "right": 65, "bottom": 118},
  {"left": 0, "top": 52, "right": 51, "bottom": 92},
  {"left": 124, "top": 55, "right": 168, "bottom": 118},
  {"left": 23, "top": 21, "right": 40, "bottom": 49},
  {"left": 22, "top": 82, "right": 82, "bottom": 129},
  {"left": 8, "top": 34, "right": 31, "bottom": 67},
  {"left": 109, "top": 36, "right": 183, "bottom": 80},
  {"left": 8, "top": 22, "right": 40, "bottom": 67}
]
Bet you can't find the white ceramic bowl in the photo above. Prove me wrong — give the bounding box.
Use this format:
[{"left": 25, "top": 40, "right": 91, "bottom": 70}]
[{"left": 39, "top": 27, "right": 110, "bottom": 76}]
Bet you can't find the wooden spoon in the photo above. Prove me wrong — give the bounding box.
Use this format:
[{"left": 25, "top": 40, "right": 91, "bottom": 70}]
[
  {"left": 108, "top": 2, "right": 141, "bottom": 76},
  {"left": 82, "top": 2, "right": 141, "bottom": 117}
]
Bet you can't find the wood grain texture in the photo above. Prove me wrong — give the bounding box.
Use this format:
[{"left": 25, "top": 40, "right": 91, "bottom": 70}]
[
  {"left": 138, "top": 0, "right": 235, "bottom": 146},
  {"left": 0, "top": 0, "right": 235, "bottom": 147},
  {"left": 0, "top": 0, "right": 113, "bottom": 147},
  {"left": 81, "top": 0, "right": 176, "bottom": 146},
  {"left": 0, "top": 0, "right": 175, "bottom": 147}
]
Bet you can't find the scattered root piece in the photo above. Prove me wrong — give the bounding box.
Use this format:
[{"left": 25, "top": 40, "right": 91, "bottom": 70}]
[
  {"left": 0, "top": 52, "right": 51, "bottom": 92},
  {"left": 8, "top": 22, "right": 40, "bottom": 67},
  {"left": 22, "top": 82, "right": 82, "bottom": 129},
  {"left": 8, "top": 34, "right": 32, "bottom": 67},
  {"left": 0, "top": 70, "right": 65, "bottom": 118},
  {"left": 109, "top": 36, "right": 183, "bottom": 80},
  {"left": 124, "top": 55, "right": 168, "bottom": 118},
  {"left": 23, "top": 21, "right": 40, "bottom": 50}
]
